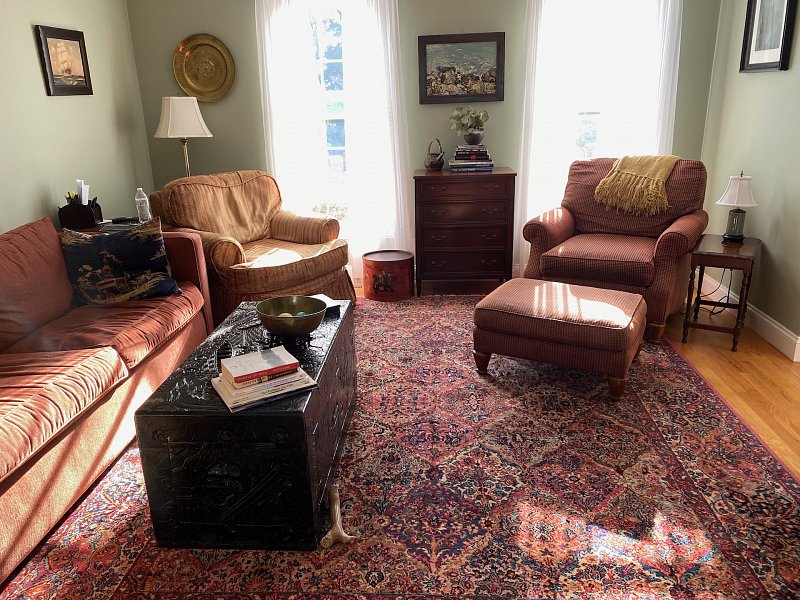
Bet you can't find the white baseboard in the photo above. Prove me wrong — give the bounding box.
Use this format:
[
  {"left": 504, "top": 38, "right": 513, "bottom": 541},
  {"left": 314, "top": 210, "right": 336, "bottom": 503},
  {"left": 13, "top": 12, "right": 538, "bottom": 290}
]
[{"left": 699, "top": 276, "right": 800, "bottom": 362}]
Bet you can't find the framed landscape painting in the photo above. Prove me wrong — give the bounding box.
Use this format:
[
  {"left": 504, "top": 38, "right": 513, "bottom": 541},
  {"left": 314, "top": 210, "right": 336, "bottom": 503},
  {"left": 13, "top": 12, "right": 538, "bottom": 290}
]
[
  {"left": 740, "top": 0, "right": 797, "bottom": 72},
  {"left": 35, "top": 25, "right": 93, "bottom": 95},
  {"left": 418, "top": 32, "right": 504, "bottom": 104}
]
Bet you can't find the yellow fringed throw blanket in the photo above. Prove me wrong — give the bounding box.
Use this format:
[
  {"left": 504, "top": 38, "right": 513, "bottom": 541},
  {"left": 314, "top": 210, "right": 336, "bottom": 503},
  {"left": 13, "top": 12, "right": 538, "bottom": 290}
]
[{"left": 594, "top": 155, "right": 681, "bottom": 216}]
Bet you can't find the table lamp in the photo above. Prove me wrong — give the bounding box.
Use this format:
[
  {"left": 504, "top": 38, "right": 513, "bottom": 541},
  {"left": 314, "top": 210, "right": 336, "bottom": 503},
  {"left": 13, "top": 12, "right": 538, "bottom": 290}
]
[
  {"left": 715, "top": 171, "right": 757, "bottom": 246},
  {"left": 154, "top": 96, "right": 212, "bottom": 177}
]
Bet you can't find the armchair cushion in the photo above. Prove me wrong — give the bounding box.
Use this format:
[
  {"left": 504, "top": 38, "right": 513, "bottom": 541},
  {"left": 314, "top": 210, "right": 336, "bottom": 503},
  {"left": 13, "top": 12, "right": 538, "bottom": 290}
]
[
  {"left": 541, "top": 234, "right": 656, "bottom": 287},
  {"left": 562, "top": 158, "right": 707, "bottom": 236},
  {"left": 157, "top": 171, "right": 282, "bottom": 244}
]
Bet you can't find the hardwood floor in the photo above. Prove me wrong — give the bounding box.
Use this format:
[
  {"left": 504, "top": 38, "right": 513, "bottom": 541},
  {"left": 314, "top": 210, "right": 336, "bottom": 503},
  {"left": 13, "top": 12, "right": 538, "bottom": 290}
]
[{"left": 664, "top": 309, "right": 800, "bottom": 479}]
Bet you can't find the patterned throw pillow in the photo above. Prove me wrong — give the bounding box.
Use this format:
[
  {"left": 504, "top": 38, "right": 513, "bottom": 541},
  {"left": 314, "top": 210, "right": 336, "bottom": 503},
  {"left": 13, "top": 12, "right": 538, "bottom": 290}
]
[{"left": 60, "top": 218, "right": 181, "bottom": 305}]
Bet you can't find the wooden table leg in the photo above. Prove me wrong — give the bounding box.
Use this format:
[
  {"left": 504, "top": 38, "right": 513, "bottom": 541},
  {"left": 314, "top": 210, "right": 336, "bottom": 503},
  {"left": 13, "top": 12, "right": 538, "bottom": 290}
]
[
  {"left": 693, "top": 265, "right": 705, "bottom": 321},
  {"left": 682, "top": 264, "right": 696, "bottom": 343},
  {"left": 732, "top": 269, "right": 752, "bottom": 352}
]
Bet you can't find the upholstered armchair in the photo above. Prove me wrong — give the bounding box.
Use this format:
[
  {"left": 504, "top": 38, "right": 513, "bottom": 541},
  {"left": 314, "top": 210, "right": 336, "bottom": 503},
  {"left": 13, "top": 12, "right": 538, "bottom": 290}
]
[
  {"left": 151, "top": 170, "right": 355, "bottom": 325},
  {"left": 523, "top": 158, "right": 708, "bottom": 340}
]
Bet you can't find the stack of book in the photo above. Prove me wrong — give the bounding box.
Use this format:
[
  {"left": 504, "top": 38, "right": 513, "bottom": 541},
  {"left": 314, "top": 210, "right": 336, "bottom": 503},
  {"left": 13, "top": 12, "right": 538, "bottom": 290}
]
[
  {"left": 448, "top": 144, "right": 494, "bottom": 173},
  {"left": 211, "top": 345, "right": 317, "bottom": 412}
]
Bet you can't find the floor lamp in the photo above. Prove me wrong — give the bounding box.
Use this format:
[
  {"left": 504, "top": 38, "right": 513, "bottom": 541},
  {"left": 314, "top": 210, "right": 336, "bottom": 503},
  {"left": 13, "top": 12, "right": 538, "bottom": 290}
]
[{"left": 154, "top": 96, "right": 212, "bottom": 177}]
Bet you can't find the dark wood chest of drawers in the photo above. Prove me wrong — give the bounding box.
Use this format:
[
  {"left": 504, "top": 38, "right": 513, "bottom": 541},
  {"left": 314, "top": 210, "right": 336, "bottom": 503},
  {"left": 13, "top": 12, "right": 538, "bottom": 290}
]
[{"left": 414, "top": 167, "right": 516, "bottom": 294}]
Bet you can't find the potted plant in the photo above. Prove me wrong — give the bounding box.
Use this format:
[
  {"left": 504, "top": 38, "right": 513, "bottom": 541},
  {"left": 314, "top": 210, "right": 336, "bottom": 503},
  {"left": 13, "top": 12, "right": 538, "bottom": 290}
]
[{"left": 449, "top": 105, "right": 490, "bottom": 144}]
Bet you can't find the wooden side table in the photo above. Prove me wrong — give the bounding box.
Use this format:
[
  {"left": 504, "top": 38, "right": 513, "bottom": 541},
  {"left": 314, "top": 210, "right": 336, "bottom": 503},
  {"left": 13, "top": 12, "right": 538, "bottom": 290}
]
[{"left": 682, "top": 234, "right": 761, "bottom": 351}]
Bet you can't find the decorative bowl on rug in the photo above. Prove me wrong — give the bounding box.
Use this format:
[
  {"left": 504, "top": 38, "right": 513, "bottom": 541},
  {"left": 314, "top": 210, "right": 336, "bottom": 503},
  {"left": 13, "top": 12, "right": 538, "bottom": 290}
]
[{"left": 256, "top": 295, "right": 326, "bottom": 336}]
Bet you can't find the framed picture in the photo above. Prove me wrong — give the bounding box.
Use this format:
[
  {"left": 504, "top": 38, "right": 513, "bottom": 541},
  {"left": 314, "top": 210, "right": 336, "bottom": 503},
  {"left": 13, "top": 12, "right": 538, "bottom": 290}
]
[
  {"left": 418, "top": 32, "right": 504, "bottom": 104},
  {"left": 740, "top": 0, "right": 797, "bottom": 72},
  {"left": 34, "top": 25, "right": 93, "bottom": 95}
]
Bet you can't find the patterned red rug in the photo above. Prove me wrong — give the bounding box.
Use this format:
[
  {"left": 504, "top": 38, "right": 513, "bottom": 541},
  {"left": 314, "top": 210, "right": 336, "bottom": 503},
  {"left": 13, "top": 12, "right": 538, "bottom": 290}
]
[{"left": 3, "top": 296, "right": 799, "bottom": 598}]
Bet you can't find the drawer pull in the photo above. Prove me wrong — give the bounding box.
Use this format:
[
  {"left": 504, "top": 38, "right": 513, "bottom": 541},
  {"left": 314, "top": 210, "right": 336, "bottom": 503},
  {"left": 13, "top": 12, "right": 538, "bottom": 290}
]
[
  {"left": 429, "top": 208, "right": 447, "bottom": 216},
  {"left": 482, "top": 184, "right": 501, "bottom": 191},
  {"left": 431, "top": 259, "right": 448, "bottom": 266},
  {"left": 481, "top": 233, "right": 498, "bottom": 240},
  {"left": 431, "top": 234, "right": 447, "bottom": 241},
  {"left": 480, "top": 258, "right": 499, "bottom": 266},
  {"left": 430, "top": 185, "right": 448, "bottom": 192},
  {"left": 481, "top": 207, "right": 500, "bottom": 215}
]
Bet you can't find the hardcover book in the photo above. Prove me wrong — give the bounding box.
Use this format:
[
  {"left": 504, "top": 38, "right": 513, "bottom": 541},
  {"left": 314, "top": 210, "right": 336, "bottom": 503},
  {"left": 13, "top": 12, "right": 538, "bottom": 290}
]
[
  {"left": 211, "top": 368, "right": 317, "bottom": 412},
  {"left": 220, "top": 345, "right": 299, "bottom": 384}
]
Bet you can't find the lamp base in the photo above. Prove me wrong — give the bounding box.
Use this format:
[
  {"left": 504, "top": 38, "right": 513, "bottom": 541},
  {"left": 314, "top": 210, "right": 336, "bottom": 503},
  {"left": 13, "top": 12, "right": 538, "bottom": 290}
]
[{"left": 722, "top": 233, "right": 745, "bottom": 246}]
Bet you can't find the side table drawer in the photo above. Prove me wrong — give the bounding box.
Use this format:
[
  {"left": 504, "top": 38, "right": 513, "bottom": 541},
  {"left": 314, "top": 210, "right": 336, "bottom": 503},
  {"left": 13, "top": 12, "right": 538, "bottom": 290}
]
[
  {"left": 423, "top": 250, "right": 506, "bottom": 274},
  {"left": 423, "top": 226, "right": 506, "bottom": 248},
  {"left": 420, "top": 200, "right": 506, "bottom": 224}
]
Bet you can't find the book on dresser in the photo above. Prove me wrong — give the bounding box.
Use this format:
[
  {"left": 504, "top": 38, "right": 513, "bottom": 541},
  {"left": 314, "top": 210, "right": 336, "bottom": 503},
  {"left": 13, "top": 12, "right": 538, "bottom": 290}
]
[
  {"left": 211, "top": 367, "right": 317, "bottom": 412},
  {"left": 451, "top": 144, "right": 494, "bottom": 172},
  {"left": 220, "top": 345, "right": 300, "bottom": 384}
]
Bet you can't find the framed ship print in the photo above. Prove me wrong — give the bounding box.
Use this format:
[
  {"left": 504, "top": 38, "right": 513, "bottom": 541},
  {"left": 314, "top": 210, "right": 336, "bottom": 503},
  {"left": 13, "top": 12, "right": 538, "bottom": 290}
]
[{"left": 35, "top": 26, "right": 93, "bottom": 96}]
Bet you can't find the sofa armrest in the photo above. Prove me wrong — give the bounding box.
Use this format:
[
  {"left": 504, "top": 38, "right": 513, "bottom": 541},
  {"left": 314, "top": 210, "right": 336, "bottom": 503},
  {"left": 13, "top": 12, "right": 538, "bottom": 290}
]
[
  {"left": 163, "top": 231, "right": 214, "bottom": 333},
  {"left": 270, "top": 210, "right": 340, "bottom": 244},
  {"left": 522, "top": 208, "right": 576, "bottom": 279},
  {"left": 654, "top": 209, "right": 709, "bottom": 261}
]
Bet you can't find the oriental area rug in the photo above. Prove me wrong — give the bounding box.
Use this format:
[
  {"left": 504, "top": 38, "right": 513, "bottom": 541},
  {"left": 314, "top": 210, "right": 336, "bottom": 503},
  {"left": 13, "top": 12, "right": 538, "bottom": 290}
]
[{"left": 3, "top": 296, "right": 799, "bottom": 599}]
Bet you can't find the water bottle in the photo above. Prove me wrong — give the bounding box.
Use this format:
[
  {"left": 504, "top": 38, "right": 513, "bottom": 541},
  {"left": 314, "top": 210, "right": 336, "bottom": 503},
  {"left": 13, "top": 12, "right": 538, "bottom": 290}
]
[{"left": 135, "top": 188, "right": 152, "bottom": 222}]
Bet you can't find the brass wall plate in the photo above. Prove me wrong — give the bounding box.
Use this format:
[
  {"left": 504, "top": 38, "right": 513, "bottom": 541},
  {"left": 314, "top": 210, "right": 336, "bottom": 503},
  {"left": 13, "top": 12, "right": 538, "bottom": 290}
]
[{"left": 172, "top": 33, "right": 235, "bottom": 102}]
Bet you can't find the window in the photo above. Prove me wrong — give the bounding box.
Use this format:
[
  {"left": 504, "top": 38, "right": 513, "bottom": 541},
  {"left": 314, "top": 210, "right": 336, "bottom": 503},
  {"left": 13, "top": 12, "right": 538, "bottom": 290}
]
[{"left": 256, "top": 0, "right": 413, "bottom": 285}]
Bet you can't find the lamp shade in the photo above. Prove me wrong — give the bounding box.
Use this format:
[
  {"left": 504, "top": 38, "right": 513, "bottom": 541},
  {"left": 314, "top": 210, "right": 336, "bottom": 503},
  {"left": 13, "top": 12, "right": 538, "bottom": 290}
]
[
  {"left": 715, "top": 174, "right": 757, "bottom": 208},
  {"left": 154, "top": 96, "right": 212, "bottom": 139}
]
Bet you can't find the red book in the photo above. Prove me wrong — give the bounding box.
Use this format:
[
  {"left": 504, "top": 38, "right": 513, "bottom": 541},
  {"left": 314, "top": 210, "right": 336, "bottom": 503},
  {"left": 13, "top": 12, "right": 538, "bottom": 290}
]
[{"left": 220, "top": 345, "right": 300, "bottom": 384}]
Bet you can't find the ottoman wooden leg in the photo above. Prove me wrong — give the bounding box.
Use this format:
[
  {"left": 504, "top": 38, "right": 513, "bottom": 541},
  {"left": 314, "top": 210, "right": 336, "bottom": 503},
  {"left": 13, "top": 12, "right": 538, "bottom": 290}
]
[
  {"left": 473, "top": 350, "right": 491, "bottom": 375},
  {"left": 607, "top": 376, "right": 627, "bottom": 401}
]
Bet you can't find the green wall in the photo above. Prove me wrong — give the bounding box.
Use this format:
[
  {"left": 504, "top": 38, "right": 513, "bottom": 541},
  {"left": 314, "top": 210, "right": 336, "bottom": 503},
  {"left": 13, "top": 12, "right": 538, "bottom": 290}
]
[
  {"left": 400, "top": 0, "right": 528, "bottom": 171},
  {"left": 125, "top": 0, "right": 267, "bottom": 189},
  {"left": 702, "top": 2, "right": 800, "bottom": 334},
  {"left": 0, "top": 0, "right": 152, "bottom": 233}
]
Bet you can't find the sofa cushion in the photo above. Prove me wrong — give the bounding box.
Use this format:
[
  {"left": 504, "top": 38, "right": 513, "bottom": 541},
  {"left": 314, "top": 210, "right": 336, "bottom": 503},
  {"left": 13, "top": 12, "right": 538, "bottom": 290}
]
[
  {"left": 0, "top": 348, "right": 127, "bottom": 482},
  {"left": 0, "top": 218, "right": 74, "bottom": 352},
  {"left": 3, "top": 282, "right": 204, "bottom": 369},
  {"left": 60, "top": 218, "right": 181, "bottom": 305},
  {"left": 158, "top": 171, "right": 282, "bottom": 244},
  {"left": 561, "top": 158, "right": 707, "bottom": 237},
  {"left": 540, "top": 234, "right": 656, "bottom": 287}
]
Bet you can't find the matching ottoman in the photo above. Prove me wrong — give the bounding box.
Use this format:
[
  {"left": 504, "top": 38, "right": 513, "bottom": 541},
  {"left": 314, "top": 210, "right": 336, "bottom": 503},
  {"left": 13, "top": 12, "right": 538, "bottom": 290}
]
[{"left": 473, "top": 279, "right": 646, "bottom": 399}]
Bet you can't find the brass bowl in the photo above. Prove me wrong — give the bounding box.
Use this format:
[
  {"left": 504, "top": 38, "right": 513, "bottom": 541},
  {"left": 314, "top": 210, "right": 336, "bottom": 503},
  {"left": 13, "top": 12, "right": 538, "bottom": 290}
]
[{"left": 255, "top": 295, "right": 327, "bottom": 337}]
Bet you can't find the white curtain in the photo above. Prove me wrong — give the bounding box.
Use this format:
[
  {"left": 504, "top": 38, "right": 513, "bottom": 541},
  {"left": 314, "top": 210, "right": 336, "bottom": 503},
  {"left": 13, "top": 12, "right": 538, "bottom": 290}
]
[
  {"left": 255, "top": 0, "right": 413, "bottom": 286},
  {"left": 515, "top": 0, "right": 684, "bottom": 273}
]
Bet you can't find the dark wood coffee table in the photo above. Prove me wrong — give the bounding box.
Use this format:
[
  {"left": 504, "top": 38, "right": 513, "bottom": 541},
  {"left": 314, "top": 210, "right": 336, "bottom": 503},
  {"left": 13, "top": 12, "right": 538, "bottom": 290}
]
[{"left": 134, "top": 300, "right": 356, "bottom": 550}]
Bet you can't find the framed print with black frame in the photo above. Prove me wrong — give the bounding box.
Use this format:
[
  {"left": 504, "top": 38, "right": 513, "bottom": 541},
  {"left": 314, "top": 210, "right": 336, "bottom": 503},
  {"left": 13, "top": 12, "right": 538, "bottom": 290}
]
[
  {"left": 740, "top": 0, "right": 797, "bottom": 72},
  {"left": 35, "top": 25, "right": 93, "bottom": 95},
  {"left": 418, "top": 32, "right": 504, "bottom": 104}
]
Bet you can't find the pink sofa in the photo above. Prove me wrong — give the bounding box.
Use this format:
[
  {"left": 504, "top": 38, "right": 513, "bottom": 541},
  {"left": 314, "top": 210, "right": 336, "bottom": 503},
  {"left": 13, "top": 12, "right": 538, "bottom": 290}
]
[{"left": 0, "top": 217, "right": 212, "bottom": 584}]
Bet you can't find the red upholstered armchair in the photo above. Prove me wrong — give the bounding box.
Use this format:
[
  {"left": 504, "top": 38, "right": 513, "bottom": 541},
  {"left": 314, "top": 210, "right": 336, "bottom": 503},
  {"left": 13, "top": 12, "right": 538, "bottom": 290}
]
[{"left": 523, "top": 158, "right": 708, "bottom": 340}]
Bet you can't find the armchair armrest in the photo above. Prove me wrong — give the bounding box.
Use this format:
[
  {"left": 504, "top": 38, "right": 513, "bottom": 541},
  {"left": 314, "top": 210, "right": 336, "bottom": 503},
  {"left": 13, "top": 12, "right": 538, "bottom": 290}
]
[
  {"left": 271, "top": 210, "right": 340, "bottom": 244},
  {"left": 163, "top": 231, "right": 213, "bottom": 334},
  {"left": 522, "top": 208, "right": 576, "bottom": 279},
  {"left": 165, "top": 227, "right": 245, "bottom": 271},
  {"left": 654, "top": 209, "right": 709, "bottom": 261}
]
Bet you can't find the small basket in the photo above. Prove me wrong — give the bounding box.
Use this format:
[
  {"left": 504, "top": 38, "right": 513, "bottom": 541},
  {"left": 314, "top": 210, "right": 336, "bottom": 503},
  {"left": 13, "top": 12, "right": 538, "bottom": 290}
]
[{"left": 424, "top": 138, "right": 445, "bottom": 171}]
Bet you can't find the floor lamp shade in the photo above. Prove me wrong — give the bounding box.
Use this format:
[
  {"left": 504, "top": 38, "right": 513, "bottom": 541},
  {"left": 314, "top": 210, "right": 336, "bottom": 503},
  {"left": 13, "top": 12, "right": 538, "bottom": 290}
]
[
  {"left": 154, "top": 96, "right": 212, "bottom": 177},
  {"left": 715, "top": 173, "right": 757, "bottom": 245}
]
